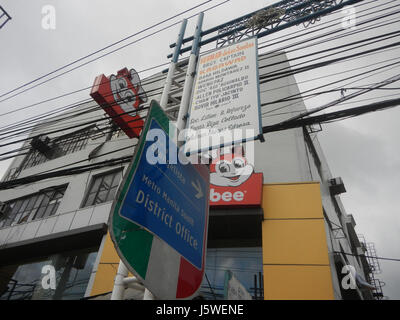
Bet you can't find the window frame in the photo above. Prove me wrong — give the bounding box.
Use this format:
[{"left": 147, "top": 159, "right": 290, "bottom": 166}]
[
  {"left": 0, "top": 184, "right": 68, "bottom": 229},
  {"left": 20, "top": 126, "right": 96, "bottom": 171},
  {"left": 81, "top": 168, "right": 123, "bottom": 208}
]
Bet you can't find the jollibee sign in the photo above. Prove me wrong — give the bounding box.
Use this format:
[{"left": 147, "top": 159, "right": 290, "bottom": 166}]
[
  {"left": 90, "top": 67, "right": 147, "bottom": 138},
  {"left": 209, "top": 146, "right": 263, "bottom": 207}
]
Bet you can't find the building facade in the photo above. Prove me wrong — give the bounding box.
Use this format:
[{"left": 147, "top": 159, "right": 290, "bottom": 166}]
[{"left": 0, "top": 51, "right": 383, "bottom": 300}]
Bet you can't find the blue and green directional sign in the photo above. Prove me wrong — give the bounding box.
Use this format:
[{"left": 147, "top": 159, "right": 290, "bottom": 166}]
[{"left": 109, "top": 100, "right": 209, "bottom": 299}]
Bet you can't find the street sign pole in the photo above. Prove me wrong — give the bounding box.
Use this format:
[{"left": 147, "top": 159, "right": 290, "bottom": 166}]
[
  {"left": 176, "top": 13, "right": 204, "bottom": 134},
  {"left": 110, "top": 17, "right": 204, "bottom": 300},
  {"left": 110, "top": 101, "right": 209, "bottom": 299},
  {"left": 111, "top": 18, "right": 188, "bottom": 301},
  {"left": 142, "top": 17, "right": 189, "bottom": 301},
  {"left": 159, "top": 18, "right": 188, "bottom": 109}
]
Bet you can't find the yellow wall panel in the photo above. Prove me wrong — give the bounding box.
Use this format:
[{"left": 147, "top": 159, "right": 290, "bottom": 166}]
[
  {"left": 262, "top": 219, "right": 330, "bottom": 265},
  {"left": 99, "top": 233, "right": 121, "bottom": 262},
  {"left": 263, "top": 265, "right": 334, "bottom": 300},
  {"left": 262, "top": 182, "right": 334, "bottom": 300},
  {"left": 262, "top": 183, "right": 323, "bottom": 220},
  {"left": 90, "top": 233, "right": 132, "bottom": 297},
  {"left": 90, "top": 264, "right": 119, "bottom": 296}
]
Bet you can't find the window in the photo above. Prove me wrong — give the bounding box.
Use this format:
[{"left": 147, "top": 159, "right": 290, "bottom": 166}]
[
  {"left": 21, "top": 148, "right": 48, "bottom": 169},
  {"left": 200, "top": 247, "right": 263, "bottom": 300},
  {"left": 0, "top": 185, "right": 67, "bottom": 229},
  {"left": 56, "top": 127, "right": 94, "bottom": 155},
  {"left": 82, "top": 169, "right": 123, "bottom": 207},
  {"left": 20, "top": 127, "right": 95, "bottom": 171},
  {"left": 0, "top": 247, "right": 98, "bottom": 300}
]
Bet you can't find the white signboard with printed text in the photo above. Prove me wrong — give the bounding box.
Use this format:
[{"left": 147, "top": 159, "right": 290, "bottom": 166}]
[{"left": 184, "top": 37, "right": 261, "bottom": 155}]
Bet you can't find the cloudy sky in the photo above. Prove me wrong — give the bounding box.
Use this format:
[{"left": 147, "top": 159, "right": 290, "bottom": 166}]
[{"left": 0, "top": 0, "right": 399, "bottom": 299}]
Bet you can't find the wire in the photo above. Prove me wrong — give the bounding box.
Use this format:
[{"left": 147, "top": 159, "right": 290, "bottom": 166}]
[
  {"left": 261, "top": 60, "right": 400, "bottom": 117},
  {"left": 259, "top": 51, "right": 400, "bottom": 96},
  {"left": 0, "top": 55, "right": 191, "bottom": 137},
  {"left": 3, "top": 97, "right": 400, "bottom": 190},
  {"left": 0, "top": 68, "right": 185, "bottom": 142},
  {"left": 0, "top": 0, "right": 233, "bottom": 105},
  {"left": 0, "top": 155, "right": 132, "bottom": 190},
  {"left": 0, "top": 0, "right": 214, "bottom": 101},
  {"left": 0, "top": 0, "right": 393, "bottom": 137},
  {"left": 334, "top": 251, "right": 400, "bottom": 263},
  {"left": 261, "top": 59, "right": 400, "bottom": 115},
  {"left": 0, "top": 0, "right": 396, "bottom": 172},
  {"left": 0, "top": 62, "right": 170, "bottom": 119},
  {"left": 257, "top": 0, "right": 398, "bottom": 48},
  {"left": 2, "top": 28, "right": 397, "bottom": 141},
  {"left": 258, "top": 18, "right": 400, "bottom": 73},
  {"left": 262, "top": 97, "right": 400, "bottom": 134},
  {"left": 258, "top": 4, "right": 400, "bottom": 61},
  {"left": 0, "top": 0, "right": 390, "bottom": 123},
  {"left": 259, "top": 41, "right": 400, "bottom": 84},
  {"left": 0, "top": 102, "right": 150, "bottom": 148}
]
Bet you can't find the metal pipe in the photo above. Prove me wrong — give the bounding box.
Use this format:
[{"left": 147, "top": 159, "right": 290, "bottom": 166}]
[
  {"left": 160, "top": 19, "right": 188, "bottom": 108},
  {"left": 176, "top": 12, "right": 204, "bottom": 134},
  {"left": 111, "top": 261, "right": 129, "bottom": 300}
]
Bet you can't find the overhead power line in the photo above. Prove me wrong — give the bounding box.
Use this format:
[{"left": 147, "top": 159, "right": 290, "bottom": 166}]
[
  {"left": 258, "top": 4, "right": 400, "bottom": 60},
  {"left": 1, "top": 1, "right": 395, "bottom": 132},
  {"left": 0, "top": 156, "right": 133, "bottom": 190},
  {"left": 1, "top": 36, "right": 399, "bottom": 151},
  {"left": 0, "top": 0, "right": 214, "bottom": 101},
  {"left": 334, "top": 251, "right": 400, "bottom": 263},
  {"left": 257, "top": 0, "right": 398, "bottom": 48},
  {"left": 0, "top": 101, "right": 150, "bottom": 148},
  {"left": 0, "top": 62, "right": 170, "bottom": 119},
  {"left": 0, "top": 0, "right": 233, "bottom": 105},
  {"left": 259, "top": 41, "right": 400, "bottom": 84},
  {"left": 1, "top": 97, "right": 399, "bottom": 190},
  {"left": 262, "top": 97, "right": 400, "bottom": 134},
  {"left": 1, "top": 24, "right": 396, "bottom": 139}
]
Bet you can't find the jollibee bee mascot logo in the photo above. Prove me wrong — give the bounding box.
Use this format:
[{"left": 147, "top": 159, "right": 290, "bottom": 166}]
[
  {"left": 109, "top": 68, "right": 147, "bottom": 117},
  {"left": 209, "top": 146, "right": 254, "bottom": 187},
  {"left": 90, "top": 67, "right": 148, "bottom": 138}
]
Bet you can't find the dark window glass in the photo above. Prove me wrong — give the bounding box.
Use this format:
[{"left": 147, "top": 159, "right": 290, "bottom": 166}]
[
  {"left": 20, "top": 127, "right": 95, "bottom": 171},
  {"left": 0, "top": 186, "right": 67, "bottom": 229},
  {"left": 82, "top": 170, "right": 123, "bottom": 207},
  {"left": 0, "top": 247, "right": 98, "bottom": 300},
  {"left": 199, "top": 247, "right": 263, "bottom": 300}
]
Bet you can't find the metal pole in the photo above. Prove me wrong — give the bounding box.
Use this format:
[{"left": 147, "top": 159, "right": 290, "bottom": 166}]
[
  {"left": 141, "top": 18, "right": 190, "bottom": 302},
  {"left": 111, "top": 261, "right": 129, "bottom": 300},
  {"left": 176, "top": 12, "right": 204, "bottom": 133},
  {"left": 110, "top": 20, "right": 189, "bottom": 301},
  {"left": 160, "top": 19, "right": 188, "bottom": 108}
]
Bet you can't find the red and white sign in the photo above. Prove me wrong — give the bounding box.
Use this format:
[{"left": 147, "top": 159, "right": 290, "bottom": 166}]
[
  {"left": 209, "top": 146, "right": 263, "bottom": 207},
  {"left": 90, "top": 68, "right": 147, "bottom": 138}
]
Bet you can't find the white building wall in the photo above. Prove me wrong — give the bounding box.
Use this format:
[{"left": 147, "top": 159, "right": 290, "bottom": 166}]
[{"left": 0, "top": 51, "right": 369, "bottom": 299}]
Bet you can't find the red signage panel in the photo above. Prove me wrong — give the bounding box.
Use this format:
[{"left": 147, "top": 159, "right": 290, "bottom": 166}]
[
  {"left": 209, "top": 146, "right": 263, "bottom": 207},
  {"left": 210, "top": 173, "right": 263, "bottom": 206},
  {"left": 90, "top": 68, "right": 147, "bottom": 138}
]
